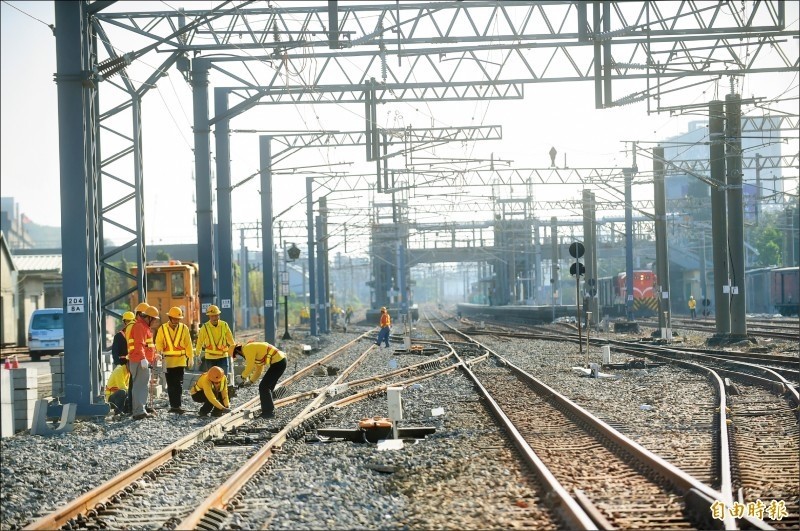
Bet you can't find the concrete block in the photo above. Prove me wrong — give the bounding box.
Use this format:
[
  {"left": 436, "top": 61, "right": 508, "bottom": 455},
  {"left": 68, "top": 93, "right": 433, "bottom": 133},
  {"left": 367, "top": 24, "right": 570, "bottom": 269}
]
[
  {"left": 15, "top": 417, "right": 33, "bottom": 432},
  {"left": 14, "top": 401, "right": 37, "bottom": 415},
  {"left": 31, "top": 400, "right": 76, "bottom": 436},
  {"left": 12, "top": 367, "right": 38, "bottom": 380},
  {"left": 14, "top": 388, "right": 38, "bottom": 401},
  {"left": 1, "top": 401, "right": 13, "bottom": 437},
  {"left": 49, "top": 356, "right": 64, "bottom": 370},
  {"left": 1, "top": 369, "right": 12, "bottom": 404}
]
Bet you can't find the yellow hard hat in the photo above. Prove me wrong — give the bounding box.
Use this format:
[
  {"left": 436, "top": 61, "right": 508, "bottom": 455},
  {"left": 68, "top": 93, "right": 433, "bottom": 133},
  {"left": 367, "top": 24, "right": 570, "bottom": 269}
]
[
  {"left": 167, "top": 306, "right": 184, "bottom": 319},
  {"left": 144, "top": 305, "right": 160, "bottom": 319},
  {"left": 206, "top": 304, "right": 221, "bottom": 316},
  {"left": 208, "top": 366, "right": 224, "bottom": 383},
  {"left": 380, "top": 307, "right": 387, "bottom": 312},
  {"left": 122, "top": 311, "right": 135, "bottom": 322},
  {"left": 134, "top": 302, "right": 150, "bottom": 314}
]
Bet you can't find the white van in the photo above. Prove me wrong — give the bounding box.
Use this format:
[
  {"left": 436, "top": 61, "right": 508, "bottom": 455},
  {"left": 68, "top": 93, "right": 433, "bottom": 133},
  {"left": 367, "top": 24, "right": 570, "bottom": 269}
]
[{"left": 28, "top": 308, "right": 65, "bottom": 361}]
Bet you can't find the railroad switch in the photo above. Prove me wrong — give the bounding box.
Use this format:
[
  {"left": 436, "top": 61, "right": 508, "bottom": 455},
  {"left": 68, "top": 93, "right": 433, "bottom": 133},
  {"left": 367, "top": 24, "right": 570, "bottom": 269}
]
[
  {"left": 213, "top": 434, "right": 266, "bottom": 446},
  {"left": 602, "top": 359, "right": 666, "bottom": 370},
  {"left": 316, "top": 418, "right": 435, "bottom": 444}
]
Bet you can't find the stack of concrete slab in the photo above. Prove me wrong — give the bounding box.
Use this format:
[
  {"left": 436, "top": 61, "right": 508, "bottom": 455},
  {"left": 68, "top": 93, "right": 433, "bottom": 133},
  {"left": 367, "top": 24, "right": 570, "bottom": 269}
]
[
  {"left": 12, "top": 367, "right": 38, "bottom": 432},
  {"left": 50, "top": 355, "right": 64, "bottom": 398},
  {"left": 1, "top": 369, "right": 13, "bottom": 437}
]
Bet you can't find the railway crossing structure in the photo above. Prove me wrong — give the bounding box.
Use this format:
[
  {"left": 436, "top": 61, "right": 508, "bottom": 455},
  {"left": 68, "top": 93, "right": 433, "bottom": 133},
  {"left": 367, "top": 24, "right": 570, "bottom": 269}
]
[{"left": 51, "top": 1, "right": 798, "bottom": 415}]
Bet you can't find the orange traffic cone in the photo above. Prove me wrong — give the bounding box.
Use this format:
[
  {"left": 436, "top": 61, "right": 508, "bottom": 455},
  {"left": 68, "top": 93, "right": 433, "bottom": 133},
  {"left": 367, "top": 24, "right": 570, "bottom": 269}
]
[
  {"left": 11, "top": 356, "right": 19, "bottom": 369},
  {"left": 3, "top": 358, "right": 10, "bottom": 370}
]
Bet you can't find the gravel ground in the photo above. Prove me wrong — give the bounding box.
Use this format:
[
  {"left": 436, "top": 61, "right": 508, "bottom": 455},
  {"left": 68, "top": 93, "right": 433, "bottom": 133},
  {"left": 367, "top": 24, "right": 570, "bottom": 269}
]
[
  {"left": 0, "top": 332, "right": 356, "bottom": 530},
  {"left": 1, "top": 322, "right": 795, "bottom": 530}
]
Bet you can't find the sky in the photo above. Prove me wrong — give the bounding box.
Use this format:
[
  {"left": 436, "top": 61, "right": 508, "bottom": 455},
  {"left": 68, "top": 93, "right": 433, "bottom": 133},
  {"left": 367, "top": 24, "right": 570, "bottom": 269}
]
[{"left": 1, "top": 1, "right": 797, "bottom": 257}]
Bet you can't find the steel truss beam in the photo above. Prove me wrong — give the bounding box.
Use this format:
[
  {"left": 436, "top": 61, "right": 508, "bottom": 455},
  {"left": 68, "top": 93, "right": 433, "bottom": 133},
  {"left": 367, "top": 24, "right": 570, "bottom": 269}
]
[{"left": 94, "top": 1, "right": 798, "bottom": 110}]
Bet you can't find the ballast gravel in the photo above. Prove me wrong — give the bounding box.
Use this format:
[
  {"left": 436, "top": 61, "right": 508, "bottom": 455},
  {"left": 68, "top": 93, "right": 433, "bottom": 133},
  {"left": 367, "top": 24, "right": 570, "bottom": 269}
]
[{"left": 1, "top": 321, "right": 795, "bottom": 530}]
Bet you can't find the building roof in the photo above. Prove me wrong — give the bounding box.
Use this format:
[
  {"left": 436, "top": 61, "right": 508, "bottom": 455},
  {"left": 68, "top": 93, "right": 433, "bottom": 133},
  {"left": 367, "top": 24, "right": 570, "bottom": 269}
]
[
  {"left": 0, "top": 231, "right": 17, "bottom": 272},
  {"left": 13, "top": 254, "right": 62, "bottom": 273}
]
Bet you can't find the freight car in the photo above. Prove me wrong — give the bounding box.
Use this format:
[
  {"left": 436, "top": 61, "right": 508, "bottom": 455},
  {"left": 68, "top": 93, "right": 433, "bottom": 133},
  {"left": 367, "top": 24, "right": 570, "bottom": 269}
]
[
  {"left": 771, "top": 266, "right": 798, "bottom": 316},
  {"left": 131, "top": 260, "right": 201, "bottom": 339},
  {"left": 597, "top": 270, "right": 658, "bottom": 318}
]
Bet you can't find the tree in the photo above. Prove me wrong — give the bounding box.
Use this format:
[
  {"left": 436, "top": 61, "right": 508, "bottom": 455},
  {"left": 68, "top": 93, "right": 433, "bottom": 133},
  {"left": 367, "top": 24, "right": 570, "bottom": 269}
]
[{"left": 749, "top": 211, "right": 783, "bottom": 267}]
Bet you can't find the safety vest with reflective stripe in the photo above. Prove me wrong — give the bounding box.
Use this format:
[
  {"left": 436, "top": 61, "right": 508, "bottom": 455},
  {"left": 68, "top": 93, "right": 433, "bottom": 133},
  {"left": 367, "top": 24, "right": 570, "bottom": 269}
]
[
  {"left": 155, "top": 322, "right": 194, "bottom": 369},
  {"left": 125, "top": 321, "right": 136, "bottom": 354},
  {"left": 198, "top": 321, "right": 233, "bottom": 359}
]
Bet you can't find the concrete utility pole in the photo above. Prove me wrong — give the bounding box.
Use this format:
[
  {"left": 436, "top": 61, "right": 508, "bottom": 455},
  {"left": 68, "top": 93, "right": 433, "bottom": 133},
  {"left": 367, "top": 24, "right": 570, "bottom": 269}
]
[
  {"left": 259, "top": 136, "right": 276, "bottom": 345},
  {"left": 709, "top": 100, "right": 731, "bottom": 336},
  {"left": 623, "top": 168, "right": 635, "bottom": 320},
  {"left": 215, "top": 90, "right": 235, "bottom": 331},
  {"left": 192, "top": 59, "right": 216, "bottom": 313},
  {"left": 726, "top": 93, "right": 748, "bottom": 339},
  {"left": 306, "top": 177, "right": 318, "bottom": 336},
  {"left": 551, "top": 216, "right": 559, "bottom": 322},
  {"left": 653, "top": 146, "right": 671, "bottom": 340}
]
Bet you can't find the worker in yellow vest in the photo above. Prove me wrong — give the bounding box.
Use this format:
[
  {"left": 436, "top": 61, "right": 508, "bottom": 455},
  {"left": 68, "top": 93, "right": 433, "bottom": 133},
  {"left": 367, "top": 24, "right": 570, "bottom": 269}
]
[
  {"left": 196, "top": 304, "right": 234, "bottom": 374},
  {"left": 688, "top": 295, "right": 697, "bottom": 320},
  {"left": 190, "top": 366, "right": 231, "bottom": 417},
  {"left": 155, "top": 306, "right": 194, "bottom": 414},
  {"left": 233, "top": 341, "right": 287, "bottom": 418},
  {"left": 105, "top": 363, "right": 130, "bottom": 415}
]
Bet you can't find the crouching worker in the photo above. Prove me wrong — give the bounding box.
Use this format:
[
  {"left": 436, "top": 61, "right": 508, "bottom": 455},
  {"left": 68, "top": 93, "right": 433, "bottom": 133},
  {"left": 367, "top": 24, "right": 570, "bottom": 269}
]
[
  {"left": 105, "top": 363, "right": 131, "bottom": 415},
  {"left": 232, "top": 341, "right": 287, "bottom": 419},
  {"left": 190, "top": 366, "right": 231, "bottom": 417}
]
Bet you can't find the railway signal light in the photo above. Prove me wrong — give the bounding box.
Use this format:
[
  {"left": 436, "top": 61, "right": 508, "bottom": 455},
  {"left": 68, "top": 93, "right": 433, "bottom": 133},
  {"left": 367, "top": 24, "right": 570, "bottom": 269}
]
[
  {"left": 570, "top": 262, "right": 586, "bottom": 277},
  {"left": 569, "top": 242, "right": 585, "bottom": 259}
]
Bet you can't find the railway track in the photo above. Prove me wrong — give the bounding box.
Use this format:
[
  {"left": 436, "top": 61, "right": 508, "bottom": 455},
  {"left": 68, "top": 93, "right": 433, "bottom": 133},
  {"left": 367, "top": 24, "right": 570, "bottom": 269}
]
[
  {"left": 441, "top": 312, "right": 799, "bottom": 529},
  {"left": 428, "top": 315, "right": 742, "bottom": 530},
  {"left": 19, "top": 313, "right": 796, "bottom": 530}
]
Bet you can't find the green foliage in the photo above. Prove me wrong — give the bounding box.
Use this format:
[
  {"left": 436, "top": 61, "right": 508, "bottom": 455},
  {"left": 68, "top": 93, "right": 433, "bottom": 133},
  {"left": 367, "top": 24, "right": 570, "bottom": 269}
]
[
  {"left": 154, "top": 249, "right": 171, "bottom": 261},
  {"left": 749, "top": 210, "right": 783, "bottom": 266}
]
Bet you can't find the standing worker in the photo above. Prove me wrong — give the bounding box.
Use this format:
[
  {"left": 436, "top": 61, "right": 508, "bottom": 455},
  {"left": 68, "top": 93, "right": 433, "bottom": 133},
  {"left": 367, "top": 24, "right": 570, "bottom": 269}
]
[
  {"left": 232, "top": 341, "right": 287, "bottom": 419},
  {"left": 111, "top": 311, "right": 136, "bottom": 367},
  {"left": 374, "top": 307, "right": 391, "bottom": 348},
  {"left": 190, "top": 366, "right": 231, "bottom": 417},
  {"left": 128, "top": 305, "right": 160, "bottom": 420},
  {"left": 155, "top": 306, "right": 194, "bottom": 414},
  {"left": 196, "top": 304, "right": 234, "bottom": 374},
  {"left": 105, "top": 363, "right": 130, "bottom": 415},
  {"left": 688, "top": 295, "right": 697, "bottom": 320}
]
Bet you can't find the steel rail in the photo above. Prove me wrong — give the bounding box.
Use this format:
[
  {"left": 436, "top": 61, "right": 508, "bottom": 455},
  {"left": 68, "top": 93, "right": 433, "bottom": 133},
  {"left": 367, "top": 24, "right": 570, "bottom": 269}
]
[
  {"left": 609, "top": 341, "right": 800, "bottom": 407},
  {"left": 23, "top": 333, "right": 369, "bottom": 530},
  {"left": 179, "top": 344, "right": 460, "bottom": 528},
  {"left": 425, "top": 311, "right": 599, "bottom": 530}
]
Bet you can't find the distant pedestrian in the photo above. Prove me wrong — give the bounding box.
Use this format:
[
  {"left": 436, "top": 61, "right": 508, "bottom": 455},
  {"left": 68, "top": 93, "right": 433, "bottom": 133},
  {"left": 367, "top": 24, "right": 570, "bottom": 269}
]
[
  {"left": 190, "top": 366, "right": 231, "bottom": 417},
  {"left": 374, "top": 307, "right": 391, "bottom": 348},
  {"left": 155, "top": 306, "right": 194, "bottom": 414},
  {"left": 233, "top": 341, "right": 287, "bottom": 419},
  {"left": 196, "top": 304, "right": 234, "bottom": 374},
  {"left": 688, "top": 295, "right": 697, "bottom": 320},
  {"left": 127, "top": 305, "right": 160, "bottom": 420},
  {"left": 345, "top": 306, "right": 353, "bottom": 325},
  {"left": 105, "top": 363, "right": 130, "bottom": 415},
  {"left": 111, "top": 311, "right": 136, "bottom": 367}
]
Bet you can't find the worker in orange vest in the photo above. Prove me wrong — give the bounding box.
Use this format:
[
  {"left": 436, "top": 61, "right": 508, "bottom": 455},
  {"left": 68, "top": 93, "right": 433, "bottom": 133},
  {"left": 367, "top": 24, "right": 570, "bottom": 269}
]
[
  {"left": 374, "top": 307, "right": 391, "bottom": 348},
  {"left": 128, "top": 305, "right": 160, "bottom": 420}
]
